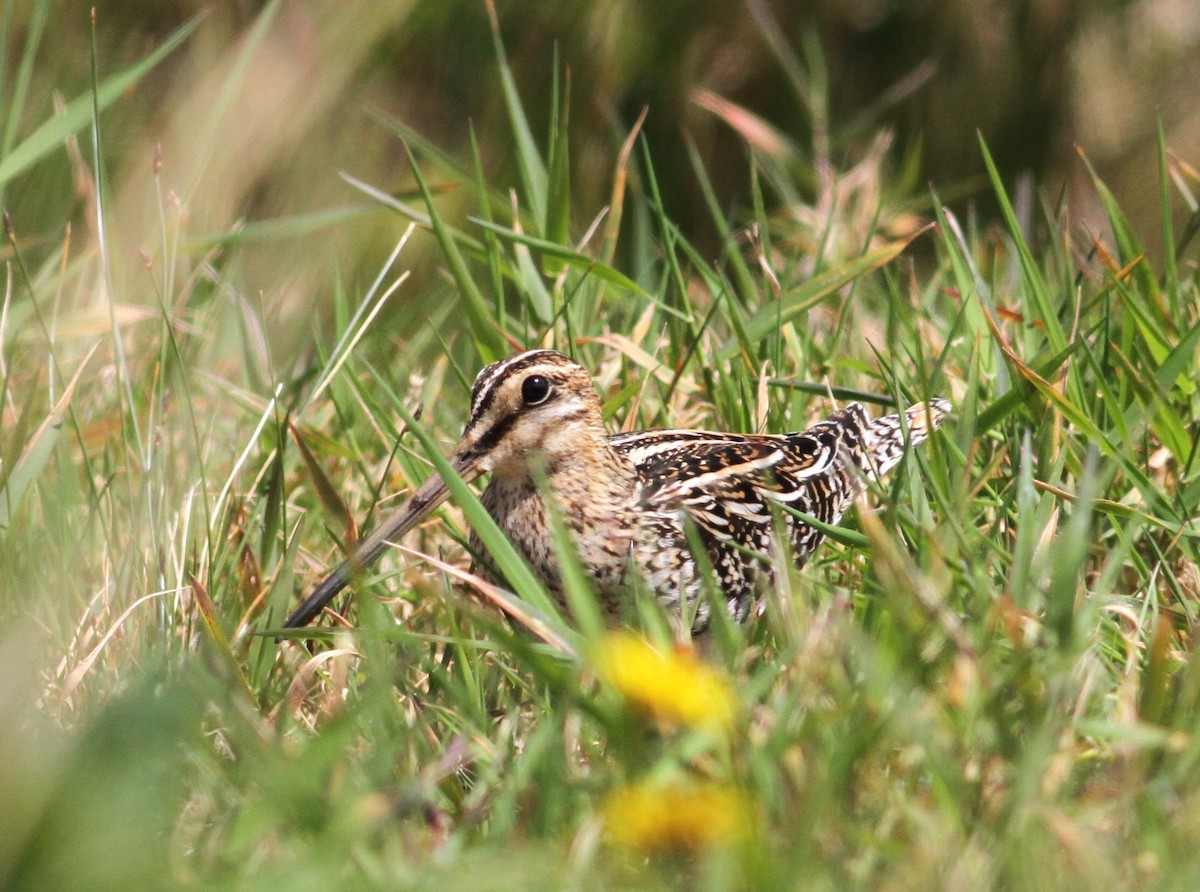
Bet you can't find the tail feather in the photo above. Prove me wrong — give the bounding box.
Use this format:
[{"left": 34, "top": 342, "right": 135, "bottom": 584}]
[{"left": 865, "top": 398, "right": 950, "bottom": 479}]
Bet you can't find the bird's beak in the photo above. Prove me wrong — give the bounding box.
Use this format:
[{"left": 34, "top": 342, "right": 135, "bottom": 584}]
[{"left": 282, "top": 449, "right": 486, "bottom": 629}]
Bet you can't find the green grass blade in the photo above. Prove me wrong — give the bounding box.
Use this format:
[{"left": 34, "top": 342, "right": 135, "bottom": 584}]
[
  {"left": 543, "top": 66, "right": 571, "bottom": 277},
  {"left": 391, "top": 399, "right": 575, "bottom": 649},
  {"left": 978, "top": 135, "right": 1066, "bottom": 354},
  {"left": 468, "top": 217, "right": 649, "bottom": 298},
  {"left": 1157, "top": 122, "right": 1179, "bottom": 312},
  {"left": 0, "top": 0, "right": 49, "bottom": 207},
  {"left": 402, "top": 142, "right": 506, "bottom": 363},
  {"left": 485, "top": 0, "right": 546, "bottom": 228},
  {"left": 716, "top": 235, "right": 915, "bottom": 359},
  {"left": 0, "top": 13, "right": 201, "bottom": 189},
  {"left": 0, "top": 344, "right": 95, "bottom": 535}
]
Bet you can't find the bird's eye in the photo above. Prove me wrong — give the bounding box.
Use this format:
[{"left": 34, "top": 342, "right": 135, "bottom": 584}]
[{"left": 521, "top": 374, "right": 552, "bottom": 406}]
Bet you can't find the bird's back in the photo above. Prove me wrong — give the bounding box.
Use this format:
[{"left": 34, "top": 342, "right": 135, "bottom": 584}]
[
  {"left": 604, "top": 399, "right": 948, "bottom": 627},
  {"left": 608, "top": 399, "right": 947, "bottom": 515}
]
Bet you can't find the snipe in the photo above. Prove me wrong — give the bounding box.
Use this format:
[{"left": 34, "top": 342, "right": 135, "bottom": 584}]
[{"left": 284, "top": 349, "right": 948, "bottom": 633}]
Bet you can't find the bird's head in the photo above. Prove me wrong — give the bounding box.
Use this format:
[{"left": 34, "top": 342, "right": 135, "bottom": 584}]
[{"left": 452, "top": 349, "right": 605, "bottom": 480}]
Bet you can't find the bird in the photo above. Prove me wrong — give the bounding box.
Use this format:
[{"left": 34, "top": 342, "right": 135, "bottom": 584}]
[{"left": 283, "top": 349, "right": 948, "bottom": 634}]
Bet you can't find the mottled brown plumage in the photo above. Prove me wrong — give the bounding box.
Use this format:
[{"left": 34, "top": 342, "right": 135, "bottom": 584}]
[{"left": 285, "top": 349, "right": 948, "bottom": 633}]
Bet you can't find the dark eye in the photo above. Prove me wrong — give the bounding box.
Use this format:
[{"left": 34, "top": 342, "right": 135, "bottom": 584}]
[{"left": 521, "top": 375, "right": 552, "bottom": 406}]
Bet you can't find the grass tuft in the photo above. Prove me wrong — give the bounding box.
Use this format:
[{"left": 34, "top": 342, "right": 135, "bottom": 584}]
[{"left": 1, "top": 12, "right": 1199, "bottom": 891}]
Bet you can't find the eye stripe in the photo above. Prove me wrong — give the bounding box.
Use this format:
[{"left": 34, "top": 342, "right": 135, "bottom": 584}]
[
  {"left": 471, "top": 402, "right": 591, "bottom": 464},
  {"left": 472, "top": 413, "right": 518, "bottom": 456}
]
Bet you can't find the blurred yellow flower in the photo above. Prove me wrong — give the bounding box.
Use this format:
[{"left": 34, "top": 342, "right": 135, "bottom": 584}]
[
  {"left": 602, "top": 780, "right": 753, "bottom": 853},
  {"left": 593, "top": 632, "right": 736, "bottom": 730}
]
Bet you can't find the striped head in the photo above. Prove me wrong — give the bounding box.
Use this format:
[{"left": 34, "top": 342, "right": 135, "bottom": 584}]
[
  {"left": 279, "top": 349, "right": 605, "bottom": 628},
  {"left": 453, "top": 349, "right": 606, "bottom": 480}
]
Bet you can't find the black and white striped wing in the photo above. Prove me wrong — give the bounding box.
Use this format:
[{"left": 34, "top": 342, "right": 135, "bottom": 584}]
[{"left": 608, "top": 403, "right": 874, "bottom": 568}]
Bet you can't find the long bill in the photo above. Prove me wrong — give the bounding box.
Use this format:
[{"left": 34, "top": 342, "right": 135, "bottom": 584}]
[{"left": 282, "top": 452, "right": 483, "bottom": 629}]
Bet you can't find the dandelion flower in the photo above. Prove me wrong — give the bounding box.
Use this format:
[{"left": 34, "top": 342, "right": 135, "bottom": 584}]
[
  {"left": 593, "top": 632, "right": 736, "bottom": 731},
  {"left": 602, "top": 780, "right": 753, "bottom": 853}
]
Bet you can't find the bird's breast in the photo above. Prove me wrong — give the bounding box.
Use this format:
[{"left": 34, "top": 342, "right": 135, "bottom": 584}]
[{"left": 479, "top": 474, "right": 641, "bottom": 598}]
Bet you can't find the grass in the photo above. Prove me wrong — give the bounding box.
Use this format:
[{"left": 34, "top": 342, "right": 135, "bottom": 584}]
[{"left": 3, "top": 8, "right": 1200, "bottom": 892}]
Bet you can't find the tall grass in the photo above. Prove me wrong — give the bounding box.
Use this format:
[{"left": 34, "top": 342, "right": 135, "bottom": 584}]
[{"left": 2, "top": 6, "right": 1200, "bottom": 891}]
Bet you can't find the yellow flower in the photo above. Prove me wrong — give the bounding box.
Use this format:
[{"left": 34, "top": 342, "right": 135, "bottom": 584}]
[
  {"left": 593, "top": 632, "right": 736, "bottom": 731},
  {"left": 602, "top": 780, "right": 754, "bottom": 853}
]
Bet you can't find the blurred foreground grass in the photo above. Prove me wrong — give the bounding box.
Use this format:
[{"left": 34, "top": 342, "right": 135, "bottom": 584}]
[{"left": 3, "top": 6, "right": 1200, "bottom": 891}]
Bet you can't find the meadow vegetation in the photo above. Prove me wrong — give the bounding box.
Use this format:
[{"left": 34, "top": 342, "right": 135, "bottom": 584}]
[{"left": 2, "top": 4, "right": 1199, "bottom": 890}]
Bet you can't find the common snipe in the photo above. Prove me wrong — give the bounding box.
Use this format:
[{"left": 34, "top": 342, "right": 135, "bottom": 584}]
[{"left": 284, "top": 349, "right": 948, "bottom": 633}]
